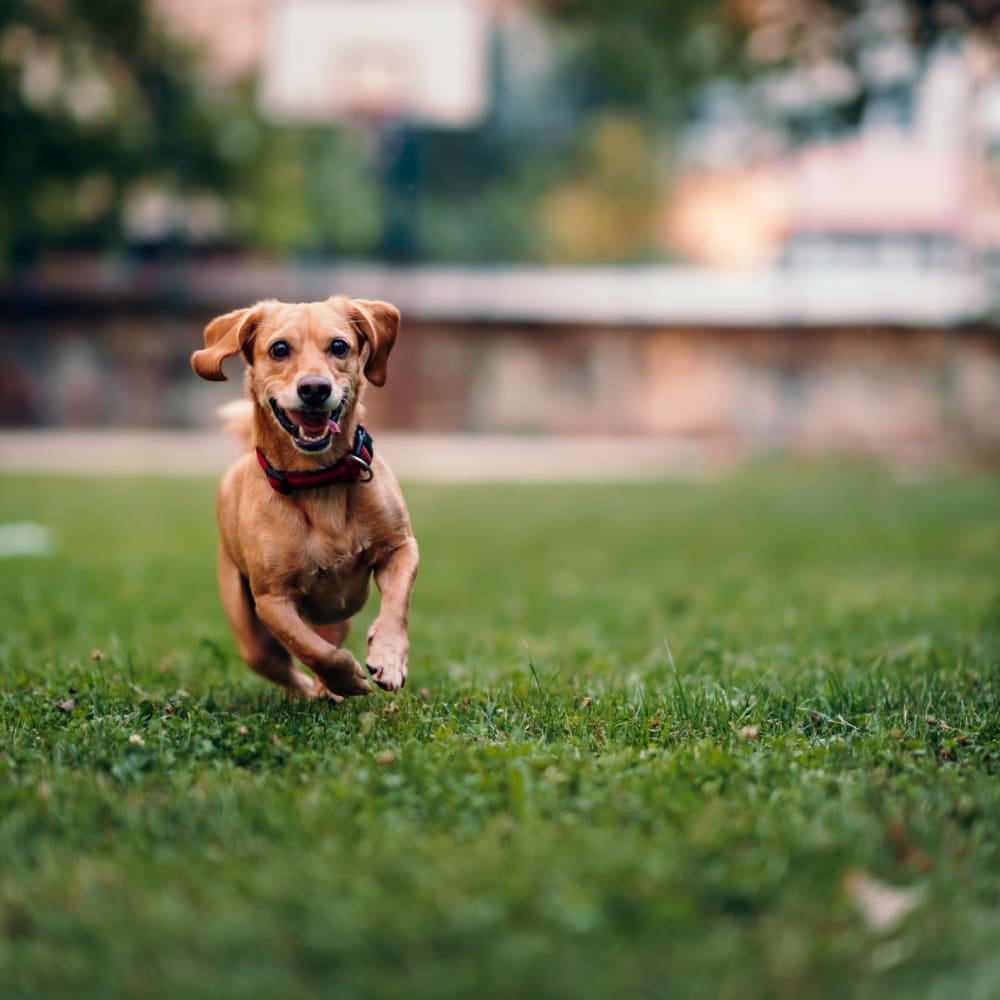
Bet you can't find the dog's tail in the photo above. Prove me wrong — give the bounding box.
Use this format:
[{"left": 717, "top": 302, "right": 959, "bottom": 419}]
[{"left": 218, "top": 399, "right": 254, "bottom": 452}]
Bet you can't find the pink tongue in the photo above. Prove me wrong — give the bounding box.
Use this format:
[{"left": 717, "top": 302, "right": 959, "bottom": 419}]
[{"left": 291, "top": 410, "right": 341, "bottom": 436}]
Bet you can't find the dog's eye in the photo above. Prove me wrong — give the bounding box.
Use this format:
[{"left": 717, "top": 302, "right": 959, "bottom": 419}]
[
  {"left": 269, "top": 340, "right": 290, "bottom": 360},
  {"left": 329, "top": 339, "right": 350, "bottom": 357}
]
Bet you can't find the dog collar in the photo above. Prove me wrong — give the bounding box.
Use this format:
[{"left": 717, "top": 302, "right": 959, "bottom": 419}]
[{"left": 256, "top": 424, "right": 375, "bottom": 495}]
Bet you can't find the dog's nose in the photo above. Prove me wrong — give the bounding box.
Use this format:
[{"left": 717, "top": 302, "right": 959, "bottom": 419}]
[{"left": 297, "top": 377, "right": 332, "bottom": 406}]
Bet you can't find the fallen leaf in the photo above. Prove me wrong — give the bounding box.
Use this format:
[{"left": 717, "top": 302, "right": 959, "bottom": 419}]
[
  {"left": 580, "top": 697, "right": 593, "bottom": 708},
  {"left": 374, "top": 749, "right": 397, "bottom": 765},
  {"left": 844, "top": 870, "right": 922, "bottom": 931},
  {"left": 269, "top": 733, "right": 280, "bottom": 745},
  {"left": 887, "top": 819, "right": 932, "bottom": 873}
]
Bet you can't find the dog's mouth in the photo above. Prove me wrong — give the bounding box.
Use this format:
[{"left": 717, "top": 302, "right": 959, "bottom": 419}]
[{"left": 269, "top": 398, "right": 346, "bottom": 453}]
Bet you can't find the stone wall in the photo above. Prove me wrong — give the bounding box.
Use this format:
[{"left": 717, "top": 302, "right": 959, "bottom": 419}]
[{"left": 2, "top": 304, "right": 998, "bottom": 462}]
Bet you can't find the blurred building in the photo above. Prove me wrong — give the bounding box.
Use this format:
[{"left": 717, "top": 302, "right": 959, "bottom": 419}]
[{"left": 668, "top": 43, "right": 1000, "bottom": 277}]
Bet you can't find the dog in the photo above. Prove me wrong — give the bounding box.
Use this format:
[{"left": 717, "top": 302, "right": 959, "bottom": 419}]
[{"left": 191, "top": 296, "right": 418, "bottom": 700}]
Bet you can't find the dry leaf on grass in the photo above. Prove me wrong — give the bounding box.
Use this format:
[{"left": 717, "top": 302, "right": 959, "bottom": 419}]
[{"left": 844, "top": 870, "right": 922, "bottom": 931}]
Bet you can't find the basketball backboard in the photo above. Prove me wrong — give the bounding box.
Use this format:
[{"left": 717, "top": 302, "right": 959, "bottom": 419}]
[{"left": 260, "top": 0, "right": 491, "bottom": 127}]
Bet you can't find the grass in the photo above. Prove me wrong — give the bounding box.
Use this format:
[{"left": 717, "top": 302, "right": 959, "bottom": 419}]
[{"left": 0, "top": 463, "right": 998, "bottom": 1000}]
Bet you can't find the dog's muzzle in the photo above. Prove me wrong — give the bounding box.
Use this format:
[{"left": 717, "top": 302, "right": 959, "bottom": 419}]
[{"left": 269, "top": 397, "right": 346, "bottom": 453}]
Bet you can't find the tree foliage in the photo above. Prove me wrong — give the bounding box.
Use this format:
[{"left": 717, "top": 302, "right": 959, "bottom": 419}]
[
  {"left": 546, "top": 0, "right": 1000, "bottom": 128},
  {"left": 2, "top": 0, "right": 996, "bottom": 267},
  {"left": 0, "top": 0, "right": 233, "bottom": 265},
  {"left": 544, "top": 0, "right": 742, "bottom": 118}
]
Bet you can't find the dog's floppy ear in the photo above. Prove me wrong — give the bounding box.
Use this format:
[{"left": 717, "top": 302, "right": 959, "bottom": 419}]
[
  {"left": 191, "top": 304, "right": 266, "bottom": 382},
  {"left": 347, "top": 298, "right": 400, "bottom": 387}
]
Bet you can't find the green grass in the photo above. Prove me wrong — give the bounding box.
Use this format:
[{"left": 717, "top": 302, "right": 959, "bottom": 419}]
[{"left": 1, "top": 464, "right": 998, "bottom": 1000}]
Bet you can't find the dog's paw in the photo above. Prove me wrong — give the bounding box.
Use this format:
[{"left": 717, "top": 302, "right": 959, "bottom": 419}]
[
  {"left": 308, "top": 675, "right": 344, "bottom": 704},
  {"left": 366, "top": 625, "right": 408, "bottom": 693},
  {"left": 313, "top": 648, "right": 371, "bottom": 698}
]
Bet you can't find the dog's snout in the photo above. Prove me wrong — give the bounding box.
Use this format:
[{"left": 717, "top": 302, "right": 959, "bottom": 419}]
[{"left": 297, "top": 376, "right": 332, "bottom": 406}]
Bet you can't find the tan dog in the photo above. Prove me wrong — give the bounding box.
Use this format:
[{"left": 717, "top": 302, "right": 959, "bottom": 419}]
[{"left": 191, "top": 296, "right": 418, "bottom": 700}]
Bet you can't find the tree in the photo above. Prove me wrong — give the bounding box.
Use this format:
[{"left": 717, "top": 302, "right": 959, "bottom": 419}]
[
  {"left": 0, "top": 0, "right": 230, "bottom": 266},
  {"left": 542, "top": 0, "right": 742, "bottom": 121},
  {"left": 543, "top": 0, "right": 1000, "bottom": 130}
]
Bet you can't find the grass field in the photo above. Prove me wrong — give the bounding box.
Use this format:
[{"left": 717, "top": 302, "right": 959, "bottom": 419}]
[{"left": 1, "top": 464, "right": 998, "bottom": 999}]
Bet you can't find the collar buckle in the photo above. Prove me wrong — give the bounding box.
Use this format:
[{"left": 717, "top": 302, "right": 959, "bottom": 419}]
[{"left": 347, "top": 453, "right": 374, "bottom": 482}]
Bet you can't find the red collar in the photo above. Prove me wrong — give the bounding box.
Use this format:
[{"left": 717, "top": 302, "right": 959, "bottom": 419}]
[{"left": 256, "top": 424, "right": 375, "bottom": 495}]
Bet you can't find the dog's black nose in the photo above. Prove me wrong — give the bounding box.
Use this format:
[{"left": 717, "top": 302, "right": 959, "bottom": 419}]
[{"left": 297, "top": 377, "right": 332, "bottom": 406}]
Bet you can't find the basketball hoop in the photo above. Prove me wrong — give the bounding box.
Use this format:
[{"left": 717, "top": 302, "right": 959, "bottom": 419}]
[{"left": 260, "top": 0, "right": 492, "bottom": 260}]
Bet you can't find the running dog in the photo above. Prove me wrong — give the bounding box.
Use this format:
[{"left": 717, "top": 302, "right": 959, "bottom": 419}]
[{"left": 191, "top": 296, "right": 418, "bottom": 700}]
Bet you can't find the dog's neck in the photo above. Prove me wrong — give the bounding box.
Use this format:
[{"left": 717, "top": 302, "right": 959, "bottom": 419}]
[{"left": 252, "top": 399, "right": 367, "bottom": 473}]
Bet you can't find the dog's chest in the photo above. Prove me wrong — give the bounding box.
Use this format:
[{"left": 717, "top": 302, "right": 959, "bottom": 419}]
[
  {"left": 298, "top": 524, "right": 371, "bottom": 583},
  {"left": 293, "top": 520, "right": 375, "bottom": 613}
]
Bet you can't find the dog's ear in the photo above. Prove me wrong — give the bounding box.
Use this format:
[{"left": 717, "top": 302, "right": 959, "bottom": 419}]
[
  {"left": 191, "top": 304, "right": 266, "bottom": 382},
  {"left": 348, "top": 298, "right": 400, "bottom": 387}
]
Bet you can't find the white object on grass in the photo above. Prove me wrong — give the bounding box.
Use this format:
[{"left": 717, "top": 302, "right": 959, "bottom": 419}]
[{"left": 0, "top": 522, "right": 55, "bottom": 558}]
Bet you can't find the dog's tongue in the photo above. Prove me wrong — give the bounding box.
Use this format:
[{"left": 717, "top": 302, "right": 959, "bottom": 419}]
[{"left": 289, "top": 410, "right": 340, "bottom": 436}]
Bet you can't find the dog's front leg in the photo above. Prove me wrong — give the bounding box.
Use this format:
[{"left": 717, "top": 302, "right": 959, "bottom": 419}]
[
  {"left": 366, "top": 538, "right": 419, "bottom": 692},
  {"left": 254, "top": 592, "right": 372, "bottom": 696}
]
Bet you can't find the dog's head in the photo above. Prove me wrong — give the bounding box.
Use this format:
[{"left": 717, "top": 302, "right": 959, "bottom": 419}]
[{"left": 191, "top": 296, "right": 399, "bottom": 454}]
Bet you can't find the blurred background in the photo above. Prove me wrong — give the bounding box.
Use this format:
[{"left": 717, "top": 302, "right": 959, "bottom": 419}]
[{"left": 1, "top": 0, "right": 999, "bottom": 470}]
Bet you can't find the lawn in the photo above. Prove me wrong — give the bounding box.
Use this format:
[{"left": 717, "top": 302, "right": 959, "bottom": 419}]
[{"left": 1, "top": 464, "right": 998, "bottom": 1000}]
